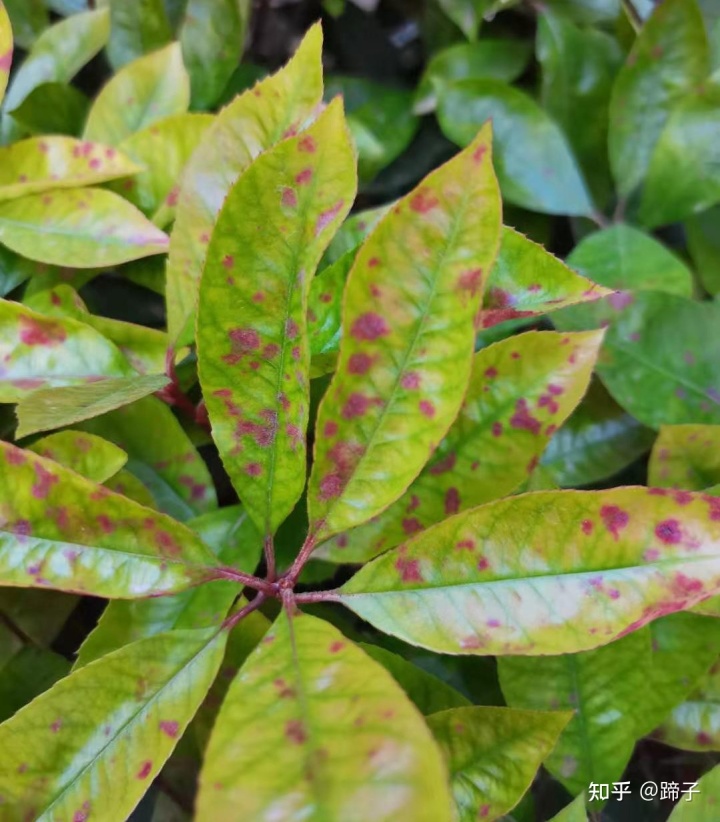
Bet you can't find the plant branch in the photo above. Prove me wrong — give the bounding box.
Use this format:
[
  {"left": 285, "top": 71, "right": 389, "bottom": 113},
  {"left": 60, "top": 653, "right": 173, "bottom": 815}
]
[
  {"left": 215, "top": 566, "right": 277, "bottom": 595},
  {"left": 294, "top": 589, "right": 341, "bottom": 604},
  {"left": 622, "top": 0, "right": 642, "bottom": 30},
  {"left": 263, "top": 535, "right": 276, "bottom": 583},
  {"left": 156, "top": 347, "right": 211, "bottom": 430},
  {"left": 223, "top": 591, "right": 267, "bottom": 631},
  {"left": 589, "top": 210, "right": 610, "bottom": 229},
  {"left": 283, "top": 530, "right": 319, "bottom": 585}
]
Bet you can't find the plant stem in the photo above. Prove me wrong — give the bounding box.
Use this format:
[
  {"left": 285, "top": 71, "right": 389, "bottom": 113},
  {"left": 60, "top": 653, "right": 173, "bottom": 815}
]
[
  {"left": 215, "top": 566, "right": 277, "bottom": 595},
  {"left": 263, "top": 534, "right": 276, "bottom": 583},
  {"left": 294, "top": 589, "right": 341, "bottom": 604},
  {"left": 223, "top": 591, "right": 267, "bottom": 631},
  {"left": 622, "top": 0, "right": 642, "bottom": 30},
  {"left": 157, "top": 347, "right": 211, "bottom": 430},
  {"left": 284, "top": 531, "right": 318, "bottom": 585}
]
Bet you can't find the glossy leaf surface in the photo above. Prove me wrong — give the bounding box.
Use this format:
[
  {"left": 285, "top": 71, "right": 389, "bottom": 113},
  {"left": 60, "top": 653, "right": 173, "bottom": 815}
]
[
  {"left": 198, "top": 101, "right": 355, "bottom": 536},
  {"left": 659, "top": 659, "right": 720, "bottom": 752},
  {"left": 319, "top": 330, "right": 601, "bottom": 564},
  {"left": 27, "top": 430, "right": 127, "bottom": 484},
  {"left": 0, "top": 627, "right": 226, "bottom": 821},
  {"left": 0, "top": 441, "right": 219, "bottom": 597},
  {"left": 9, "top": 81, "right": 90, "bottom": 136},
  {"left": 106, "top": 0, "right": 172, "bottom": 69},
  {"left": 649, "top": 425, "right": 720, "bottom": 490},
  {"left": 309, "top": 124, "right": 501, "bottom": 543},
  {"left": 197, "top": 612, "right": 454, "bottom": 821},
  {"left": 339, "top": 487, "right": 720, "bottom": 656}
]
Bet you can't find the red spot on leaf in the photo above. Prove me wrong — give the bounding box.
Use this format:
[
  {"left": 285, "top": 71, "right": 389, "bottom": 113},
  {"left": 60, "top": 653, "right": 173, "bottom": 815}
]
[
  {"left": 323, "top": 420, "right": 338, "bottom": 437},
  {"left": 484, "top": 367, "right": 498, "bottom": 379},
  {"left": 137, "top": 761, "right": 152, "bottom": 779},
  {"left": 395, "top": 556, "right": 423, "bottom": 582},
  {"left": 402, "top": 518, "right": 423, "bottom": 535},
  {"left": 419, "top": 400, "right": 435, "bottom": 418},
  {"left": 655, "top": 519, "right": 682, "bottom": 544},
  {"left": 159, "top": 721, "right": 179, "bottom": 738},
  {"left": 582, "top": 519, "right": 593, "bottom": 535},
  {"left": 19, "top": 316, "right": 66, "bottom": 347},
  {"left": 457, "top": 268, "right": 484, "bottom": 296},
  {"left": 282, "top": 187, "right": 297, "bottom": 207},
  {"left": 348, "top": 352, "right": 373, "bottom": 375},
  {"left": 245, "top": 462, "right": 262, "bottom": 476},
  {"left": 285, "top": 719, "right": 307, "bottom": 744},
  {"left": 491, "top": 422, "right": 503, "bottom": 437},
  {"left": 509, "top": 399, "right": 541, "bottom": 435},
  {"left": 50, "top": 718, "right": 62, "bottom": 733},
  {"left": 222, "top": 255, "right": 234, "bottom": 269},
  {"left": 351, "top": 312, "right": 389, "bottom": 340},
  {"left": 445, "top": 487, "right": 460, "bottom": 515},
  {"left": 298, "top": 136, "right": 316, "bottom": 153},
  {"left": 409, "top": 189, "right": 439, "bottom": 214},
  {"left": 329, "top": 641, "right": 345, "bottom": 653},
  {"left": 401, "top": 371, "right": 421, "bottom": 390},
  {"left": 319, "top": 474, "right": 343, "bottom": 500},
  {"left": 600, "top": 505, "right": 629, "bottom": 540},
  {"left": 96, "top": 514, "right": 114, "bottom": 534},
  {"left": 342, "top": 393, "right": 371, "bottom": 420},
  {"left": 430, "top": 453, "right": 456, "bottom": 475},
  {"left": 32, "top": 464, "right": 58, "bottom": 499},
  {"left": 456, "top": 539, "right": 475, "bottom": 550},
  {"left": 296, "top": 168, "right": 313, "bottom": 185}
]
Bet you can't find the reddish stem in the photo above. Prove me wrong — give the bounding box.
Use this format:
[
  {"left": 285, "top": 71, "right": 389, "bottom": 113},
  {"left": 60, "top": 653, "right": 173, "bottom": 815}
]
[
  {"left": 223, "top": 591, "right": 267, "bottom": 631},
  {"left": 294, "top": 589, "right": 341, "bottom": 604},
  {"left": 215, "top": 566, "right": 277, "bottom": 596},
  {"left": 283, "top": 530, "right": 318, "bottom": 585},
  {"left": 263, "top": 535, "right": 276, "bottom": 582},
  {"left": 156, "top": 347, "right": 210, "bottom": 430}
]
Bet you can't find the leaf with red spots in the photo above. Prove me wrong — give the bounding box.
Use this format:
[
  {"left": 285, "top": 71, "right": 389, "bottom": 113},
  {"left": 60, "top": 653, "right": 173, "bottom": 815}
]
[
  {"left": 0, "top": 440, "right": 220, "bottom": 597},
  {"left": 427, "top": 706, "right": 571, "bottom": 822},
  {"left": 657, "top": 658, "right": 720, "bottom": 753},
  {"left": 480, "top": 228, "right": 611, "bottom": 329},
  {"left": 74, "top": 504, "right": 262, "bottom": 667},
  {"left": 27, "top": 430, "right": 127, "bottom": 484},
  {"left": 0, "top": 137, "right": 142, "bottom": 202},
  {"left": 319, "top": 330, "right": 602, "bottom": 564},
  {"left": 0, "top": 626, "right": 226, "bottom": 821},
  {"left": 608, "top": 0, "right": 709, "bottom": 198},
  {"left": 110, "top": 112, "right": 214, "bottom": 225},
  {"left": 649, "top": 425, "right": 720, "bottom": 490},
  {"left": 166, "top": 23, "right": 324, "bottom": 343},
  {"left": 83, "top": 43, "right": 190, "bottom": 146},
  {"left": 0, "top": 2, "right": 13, "bottom": 108},
  {"left": 197, "top": 612, "right": 454, "bottom": 821},
  {"left": 667, "top": 762, "right": 720, "bottom": 820},
  {"left": 0, "top": 187, "right": 169, "bottom": 267},
  {"left": 499, "top": 631, "right": 650, "bottom": 800},
  {"left": 308, "top": 124, "right": 501, "bottom": 544},
  {"left": 0, "top": 299, "right": 134, "bottom": 402},
  {"left": 339, "top": 487, "right": 720, "bottom": 656},
  {"left": 198, "top": 100, "right": 355, "bottom": 536}
]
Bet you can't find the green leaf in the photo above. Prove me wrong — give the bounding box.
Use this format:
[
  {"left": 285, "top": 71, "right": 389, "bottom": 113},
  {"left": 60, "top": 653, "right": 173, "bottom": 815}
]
[
  {"left": 322, "top": 203, "right": 388, "bottom": 267},
  {"left": 0, "top": 187, "right": 169, "bottom": 267},
  {"left": 113, "top": 112, "right": 213, "bottom": 224},
  {"left": 608, "top": 0, "right": 709, "bottom": 197},
  {"left": 179, "top": 0, "right": 250, "bottom": 110},
  {"left": 0, "top": 626, "right": 226, "bottom": 821},
  {"left": 658, "top": 660, "right": 720, "bottom": 752},
  {"left": 0, "top": 136, "right": 140, "bottom": 202},
  {"left": 308, "top": 249, "right": 353, "bottom": 369},
  {"left": 326, "top": 76, "right": 419, "bottom": 183},
  {"left": 649, "top": 425, "right": 720, "bottom": 489},
  {"left": 0, "top": 299, "right": 132, "bottom": 402},
  {"left": 415, "top": 39, "right": 532, "bottom": 115},
  {"left": 541, "top": 380, "right": 655, "bottom": 487},
  {"left": 640, "top": 78, "right": 720, "bottom": 227},
  {"left": 437, "top": 79, "right": 593, "bottom": 216},
  {"left": 481, "top": 227, "right": 611, "bottom": 329},
  {"left": 166, "top": 22, "right": 324, "bottom": 343},
  {"left": 8, "top": 82, "right": 90, "bottom": 137},
  {"left": 308, "top": 124, "right": 501, "bottom": 543},
  {"left": 537, "top": 10, "right": 622, "bottom": 205},
  {"left": 103, "top": 467, "right": 156, "bottom": 508},
  {"left": 198, "top": 102, "right": 354, "bottom": 537},
  {"left": 0, "top": 646, "right": 70, "bottom": 723},
  {"left": 359, "top": 644, "right": 471, "bottom": 714},
  {"left": 318, "top": 329, "right": 602, "bottom": 564},
  {"left": 338, "top": 487, "right": 720, "bottom": 656},
  {"left": 686, "top": 206, "right": 720, "bottom": 296},
  {"left": 107, "top": 0, "right": 172, "bottom": 69},
  {"left": 427, "top": 706, "right": 571, "bottom": 821},
  {"left": 15, "top": 374, "right": 169, "bottom": 438},
  {"left": 75, "top": 504, "right": 262, "bottom": 667},
  {"left": 0, "top": 440, "right": 219, "bottom": 597},
  {"left": 549, "top": 795, "right": 588, "bottom": 822},
  {"left": 0, "top": 588, "right": 77, "bottom": 646},
  {"left": 437, "top": 0, "right": 490, "bottom": 40},
  {"left": 667, "top": 763, "right": 720, "bottom": 820},
  {"left": 0, "top": 1, "right": 13, "bottom": 108},
  {"left": 499, "top": 631, "right": 649, "bottom": 796},
  {"left": 83, "top": 43, "right": 190, "bottom": 146},
  {"left": 196, "top": 612, "right": 454, "bottom": 821},
  {"left": 26, "top": 430, "right": 127, "bottom": 483},
  {"left": 78, "top": 396, "right": 217, "bottom": 519},
  {"left": 3, "top": 0, "right": 47, "bottom": 51}
]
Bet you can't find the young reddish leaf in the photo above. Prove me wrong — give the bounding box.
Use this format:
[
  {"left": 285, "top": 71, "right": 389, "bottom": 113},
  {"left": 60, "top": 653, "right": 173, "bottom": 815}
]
[
  {"left": 480, "top": 228, "right": 611, "bottom": 329},
  {"left": 498, "top": 631, "right": 650, "bottom": 797},
  {"left": 338, "top": 487, "right": 720, "bottom": 656},
  {"left": 198, "top": 100, "right": 356, "bottom": 536},
  {"left": 0, "top": 441, "right": 220, "bottom": 598},
  {"left": 196, "top": 612, "right": 454, "bottom": 821},
  {"left": 308, "top": 123, "right": 501, "bottom": 544},
  {"left": 666, "top": 763, "right": 720, "bottom": 820},
  {"left": 0, "top": 188, "right": 169, "bottom": 267},
  {"left": 319, "top": 330, "right": 602, "bottom": 564},
  {"left": 83, "top": 43, "right": 190, "bottom": 146},
  {"left": 166, "top": 23, "right": 324, "bottom": 343},
  {"left": 0, "top": 2, "right": 13, "bottom": 108},
  {"left": 0, "top": 137, "right": 141, "bottom": 202},
  {"left": 427, "top": 706, "right": 571, "bottom": 821},
  {"left": 608, "top": 0, "right": 709, "bottom": 197},
  {"left": 0, "top": 299, "right": 132, "bottom": 402},
  {"left": 0, "top": 626, "right": 226, "bottom": 821},
  {"left": 27, "top": 430, "right": 127, "bottom": 484},
  {"left": 649, "top": 425, "right": 720, "bottom": 490}
]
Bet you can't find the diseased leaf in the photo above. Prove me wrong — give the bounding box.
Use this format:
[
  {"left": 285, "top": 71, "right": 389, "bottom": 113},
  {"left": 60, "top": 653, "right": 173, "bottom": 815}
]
[
  {"left": 179, "top": 0, "right": 250, "bottom": 110},
  {"left": 0, "top": 137, "right": 140, "bottom": 201},
  {"left": 198, "top": 100, "right": 355, "bottom": 536},
  {"left": 338, "top": 487, "right": 720, "bottom": 656},
  {"left": 0, "top": 1, "right": 12, "bottom": 108},
  {"left": 196, "top": 612, "right": 454, "bottom": 821},
  {"left": 322, "top": 203, "right": 387, "bottom": 267},
  {"left": 103, "top": 467, "right": 156, "bottom": 509},
  {"left": 437, "top": 79, "right": 593, "bottom": 216},
  {"left": 308, "top": 124, "right": 501, "bottom": 544},
  {"left": 0, "top": 299, "right": 131, "bottom": 402},
  {"left": 0, "top": 627, "right": 226, "bottom": 822},
  {"left": 608, "top": 0, "right": 709, "bottom": 197},
  {"left": 649, "top": 425, "right": 720, "bottom": 490},
  {"left": 658, "top": 659, "right": 720, "bottom": 752},
  {"left": 0, "top": 188, "right": 169, "bottom": 268},
  {"left": 166, "top": 23, "right": 324, "bottom": 343},
  {"left": 15, "top": 374, "right": 169, "bottom": 438},
  {"left": 8, "top": 82, "right": 90, "bottom": 137},
  {"left": 308, "top": 249, "right": 353, "bottom": 372},
  {"left": 78, "top": 396, "right": 217, "bottom": 520},
  {"left": 107, "top": 0, "right": 172, "bottom": 69},
  {"left": 427, "top": 706, "right": 571, "bottom": 821},
  {"left": 84, "top": 43, "right": 190, "bottom": 146},
  {"left": 0, "top": 441, "right": 220, "bottom": 597},
  {"left": 318, "top": 330, "right": 601, "bottom": 564},
  {"left": 27, "top": 430, "right": 127, "bottom": 484},
  {"left": 667, "top": 762, "right": 720, "bottom": 820},
  {"left": 499, "top": 631, "right": 649, "bottom": 796}
]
